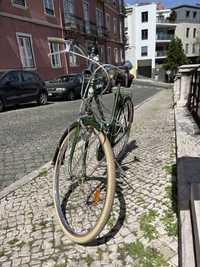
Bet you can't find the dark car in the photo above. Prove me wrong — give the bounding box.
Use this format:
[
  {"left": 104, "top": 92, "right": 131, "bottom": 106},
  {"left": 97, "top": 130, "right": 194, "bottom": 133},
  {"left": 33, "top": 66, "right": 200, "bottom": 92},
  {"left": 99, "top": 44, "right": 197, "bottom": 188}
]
[
  {"left": 82, "top": 69, "right": 111, "bottom": 95},
  {"left": 46, "top": 74, "right": 83, "bottom": 101},
  {"left": 103, "top": 62, "right": 134, "bottom": 88},
  {"left": 0, "top": 70, "right": 48, "bottom": 112}
]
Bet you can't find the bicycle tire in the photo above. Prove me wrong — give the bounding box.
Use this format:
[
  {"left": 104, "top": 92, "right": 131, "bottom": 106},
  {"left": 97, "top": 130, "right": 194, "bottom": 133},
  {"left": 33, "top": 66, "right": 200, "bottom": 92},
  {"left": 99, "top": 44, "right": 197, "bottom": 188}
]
[
  {"left": 53, "top": 121, "right": 116, "bottom": 244},
  {"left": 112, "top": 96, "right": 134, "bottom": 160}
]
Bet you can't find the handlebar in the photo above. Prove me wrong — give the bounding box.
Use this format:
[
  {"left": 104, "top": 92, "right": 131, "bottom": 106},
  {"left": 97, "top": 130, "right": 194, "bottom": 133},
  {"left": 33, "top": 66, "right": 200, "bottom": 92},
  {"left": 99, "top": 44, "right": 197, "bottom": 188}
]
[{"left": 48, "top": 39, "right": 132, "bottom": 97}]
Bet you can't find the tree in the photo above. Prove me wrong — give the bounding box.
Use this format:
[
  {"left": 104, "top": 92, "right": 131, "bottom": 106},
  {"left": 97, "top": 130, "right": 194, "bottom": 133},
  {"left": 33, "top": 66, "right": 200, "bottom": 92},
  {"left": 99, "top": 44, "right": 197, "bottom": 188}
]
[
  {"left": 164, "top": 37, "right": 188, "bottom": 74},
  {"left": 168, "top": 10, "right": 177, "bottom": 23}
]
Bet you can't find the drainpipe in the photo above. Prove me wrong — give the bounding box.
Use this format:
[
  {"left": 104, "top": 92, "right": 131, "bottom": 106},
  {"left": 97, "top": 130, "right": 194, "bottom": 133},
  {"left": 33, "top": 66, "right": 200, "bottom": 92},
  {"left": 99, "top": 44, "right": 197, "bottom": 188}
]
[
  {"left": 59, "top": 0, "right": 69, "bottom": 74},
  {"left": 102, "top": 1, "right": 107, "bottom": 63}
]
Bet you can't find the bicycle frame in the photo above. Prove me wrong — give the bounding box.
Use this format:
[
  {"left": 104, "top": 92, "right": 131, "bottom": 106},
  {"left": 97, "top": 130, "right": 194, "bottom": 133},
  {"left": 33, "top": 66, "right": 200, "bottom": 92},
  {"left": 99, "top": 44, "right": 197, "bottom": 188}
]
[{"left": 51, "top": 39, "right": 131, "bottom": 166}]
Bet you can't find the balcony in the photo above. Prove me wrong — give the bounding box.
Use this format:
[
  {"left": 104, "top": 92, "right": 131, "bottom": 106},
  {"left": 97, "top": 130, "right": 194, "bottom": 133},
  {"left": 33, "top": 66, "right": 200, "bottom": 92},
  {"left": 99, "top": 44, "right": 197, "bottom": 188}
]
[
  {"left": 64, "top": 15, "right": 84, "bottom": 33},
  {"left": 155, "top": 50, "right": 167, "bottom": 58},
  {"left": 156, "top": 16, "right": 176, "bottom": 28},
  {"left": 156, "top": 33, "right": 174, "bottom": 42}
]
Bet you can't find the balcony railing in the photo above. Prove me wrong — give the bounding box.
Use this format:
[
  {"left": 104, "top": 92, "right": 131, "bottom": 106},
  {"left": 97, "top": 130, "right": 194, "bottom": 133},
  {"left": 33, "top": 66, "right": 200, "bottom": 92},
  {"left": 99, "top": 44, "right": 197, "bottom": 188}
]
[
  {"left": 156, "top": 33, "right": 174, "bottom": 41},
  {"left": 155, "top": 50, "right": 167, "bottom": 57},
  {"left": 156, "top": 17, "right": 176, "bottom": 24},
  {"left": 64, "top": 15, "right": 84, "bottom": 32}
]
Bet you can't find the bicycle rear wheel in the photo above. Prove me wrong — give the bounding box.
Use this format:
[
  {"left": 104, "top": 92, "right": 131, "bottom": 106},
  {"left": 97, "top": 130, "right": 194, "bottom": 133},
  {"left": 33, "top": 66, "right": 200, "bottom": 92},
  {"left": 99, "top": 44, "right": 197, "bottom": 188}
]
[
  {"left": 112, "top": 96, "right": 134, "bottom": 160},
  {"left": 53, "top": 121, "right": 116, "bottom": 244}
]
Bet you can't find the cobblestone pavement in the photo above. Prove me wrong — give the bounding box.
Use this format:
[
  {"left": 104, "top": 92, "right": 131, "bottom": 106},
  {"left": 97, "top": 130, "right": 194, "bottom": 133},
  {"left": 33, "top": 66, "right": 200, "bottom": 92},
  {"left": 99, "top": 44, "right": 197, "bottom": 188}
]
[{"left": 0, "top": 88, "right": 178, "bottom": 266}]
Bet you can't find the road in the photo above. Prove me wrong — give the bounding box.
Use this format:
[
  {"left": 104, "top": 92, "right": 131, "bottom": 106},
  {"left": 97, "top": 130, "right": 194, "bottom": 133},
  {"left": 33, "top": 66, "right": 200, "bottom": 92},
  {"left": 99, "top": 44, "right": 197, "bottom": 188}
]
[{"left": 0, "top": 83, "right": 161, "bottom": 190}]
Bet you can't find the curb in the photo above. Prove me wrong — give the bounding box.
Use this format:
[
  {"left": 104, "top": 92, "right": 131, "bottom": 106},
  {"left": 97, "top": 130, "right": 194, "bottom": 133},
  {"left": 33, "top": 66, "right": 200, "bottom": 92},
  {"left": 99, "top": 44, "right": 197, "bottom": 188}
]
[
  {"left": 133, "top": 79, "right": 173, "bottom": 89},
  {"left": 0, "top": 162, "right": 52, "bottom": 200},
  {"left": 0, "top": 92, "right": 160, "bottom": 200}
]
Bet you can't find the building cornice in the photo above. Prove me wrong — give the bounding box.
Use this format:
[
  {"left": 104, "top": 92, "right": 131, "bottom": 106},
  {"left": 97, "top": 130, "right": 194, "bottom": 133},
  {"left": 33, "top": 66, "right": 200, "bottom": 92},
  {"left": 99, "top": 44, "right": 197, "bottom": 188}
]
[
  {"left": 104, "top": 3, "right": 121, "bottom": 15},
  {"left": 172, "top": 5, "right": 200, "bottom": 10},
  {"left": 0, "top": 11, "right": 62, "bottom": 30}
]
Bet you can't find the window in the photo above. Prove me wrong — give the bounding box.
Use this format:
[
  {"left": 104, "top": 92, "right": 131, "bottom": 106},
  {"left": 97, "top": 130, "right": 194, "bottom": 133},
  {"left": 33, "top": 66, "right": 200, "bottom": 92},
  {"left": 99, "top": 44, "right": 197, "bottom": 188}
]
[
  {"left": 96, "top": 8, "right": 103, "bottom": 28},
  {"left": 83, "top": 0, "right": 90, "bottom": 33},
  {"left": 193, "top": 11, "right": 197, "bottom": 18},
  {"left": 193, "top": 28, "right": 196, "bottom": 38},
  {"left": 99, "top": 47, "right": 104, "bottom": 62},
  {"left": 120, "top": 21, "right": 123, "bottom": 42},
  {"left": 141, "top": 29, "right": 148, "bottom": 40},
  {"left": 120, "top": 48, "right": 123, "bottom": 63},
  {"left": 83, "top": 0, "right": 89, "bottom": 21},
  {"left": 185, "top": 44, "right": 189, "bottom": 54},
  {"left": 113, "top": 17, "right": 117, "bottom": 34},
  {"left": 22, "top": 72, "right": 38, "bottom": 82},
  {"left": 114, "top": 48, "right": 119, "bottom": 63},
  {"left": 49, "top": 42, "right": 61, "bottom": 68},
  {"left": 186, "top": 28, "right": 190, "bottom": 38},
  {"left": 106, "top": 13, "right": 110, "bottom": 30},
  {"left": 186, "top": 10, "right": 190, "bottom": 18},
  {"left": 5, "top": 72, "right": 21, "bottom": 83},
  {"left": 141, "top": 12, "right": 148, "bottom": 22},
  {"left": 107, "top": 47, "right": 111, "bottom": 63},
  {"left": 43, "top": 0, "right": 54, "bottom": 16},
  {"left": 12, "top": 0, "right": 26, "bottom": 7},
  {"left": 17, "top": 34, "right": 35, "bottom": 68},
  {"left": 64, "top": 0, "right": 74, "bottom": 17},
  {"left": 192, "top": 44, "right": 196, "bottom": 54},
  {"left": 141, "top": 46, "right": 148, "bottom": 56},
  {"left": 69, "top": 47, "right": 79, "bottom": 66}
]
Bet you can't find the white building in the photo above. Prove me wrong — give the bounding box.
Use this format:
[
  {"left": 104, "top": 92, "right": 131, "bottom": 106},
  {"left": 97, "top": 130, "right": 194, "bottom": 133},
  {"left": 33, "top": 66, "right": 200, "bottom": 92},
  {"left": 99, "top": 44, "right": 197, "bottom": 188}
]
[
  {"left": 172, "top": 5, "right": 200, "bottom": 63},
  {"left": 125, "top": 3, "right": 176, "bottom": 80}
]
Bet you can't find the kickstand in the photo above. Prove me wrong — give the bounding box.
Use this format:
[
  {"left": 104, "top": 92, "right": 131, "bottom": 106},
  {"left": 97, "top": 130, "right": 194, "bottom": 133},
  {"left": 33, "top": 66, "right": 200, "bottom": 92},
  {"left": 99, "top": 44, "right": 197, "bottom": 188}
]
[{"left": 115, "top": 159, "right": 135, "bottom": 192}]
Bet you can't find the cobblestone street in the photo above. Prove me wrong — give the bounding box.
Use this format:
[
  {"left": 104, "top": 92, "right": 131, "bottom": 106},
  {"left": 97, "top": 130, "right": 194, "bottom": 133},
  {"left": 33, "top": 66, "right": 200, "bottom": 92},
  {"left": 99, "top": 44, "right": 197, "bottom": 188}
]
[{"left": 0, "top": 88, "right": 178, "bottom": 266}]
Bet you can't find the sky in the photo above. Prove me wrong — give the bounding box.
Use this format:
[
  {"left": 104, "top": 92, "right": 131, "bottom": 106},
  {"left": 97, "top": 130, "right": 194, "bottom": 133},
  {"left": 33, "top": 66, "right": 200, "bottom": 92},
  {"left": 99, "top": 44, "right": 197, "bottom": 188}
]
[{"left": 125, "top": 0, "right": 200, "bottom": 8}]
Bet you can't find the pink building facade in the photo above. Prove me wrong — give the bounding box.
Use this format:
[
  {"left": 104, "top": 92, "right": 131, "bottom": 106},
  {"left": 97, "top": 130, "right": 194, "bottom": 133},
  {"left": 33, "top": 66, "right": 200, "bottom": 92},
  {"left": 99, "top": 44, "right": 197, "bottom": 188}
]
[{"left": 0, "top": 0, "right": 125, "bottom": 80}]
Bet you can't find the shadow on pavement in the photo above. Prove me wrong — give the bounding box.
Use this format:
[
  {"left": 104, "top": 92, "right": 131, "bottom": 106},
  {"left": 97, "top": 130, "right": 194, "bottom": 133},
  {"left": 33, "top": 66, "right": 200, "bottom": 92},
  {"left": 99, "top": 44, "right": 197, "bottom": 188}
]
[
  {"left": 86, "top": 184, "right": 126, "bottom": 247},
  {"left": 4, "top": 102, "right": 53, "bottom": 112}
]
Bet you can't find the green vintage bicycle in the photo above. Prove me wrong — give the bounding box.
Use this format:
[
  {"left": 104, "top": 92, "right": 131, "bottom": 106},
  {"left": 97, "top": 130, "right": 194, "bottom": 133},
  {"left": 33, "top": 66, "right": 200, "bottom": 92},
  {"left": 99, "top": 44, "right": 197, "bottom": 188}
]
[{"left": 51, "top": 40, "right": 134, "bottom": 244}]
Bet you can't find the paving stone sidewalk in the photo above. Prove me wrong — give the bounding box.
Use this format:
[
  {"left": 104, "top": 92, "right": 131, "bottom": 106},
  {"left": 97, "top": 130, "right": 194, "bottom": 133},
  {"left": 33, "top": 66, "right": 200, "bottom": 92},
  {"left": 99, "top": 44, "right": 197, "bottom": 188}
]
[{"left": 0, "top": 89, "right": 178, "bottom": 267}]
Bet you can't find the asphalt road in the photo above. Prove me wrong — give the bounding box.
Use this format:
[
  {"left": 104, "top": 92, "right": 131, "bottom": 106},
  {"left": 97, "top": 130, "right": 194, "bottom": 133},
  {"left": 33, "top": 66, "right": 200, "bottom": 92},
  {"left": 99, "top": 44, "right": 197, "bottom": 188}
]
[{"left": 0, "top": 83, "right": 161, "bottom": 190}]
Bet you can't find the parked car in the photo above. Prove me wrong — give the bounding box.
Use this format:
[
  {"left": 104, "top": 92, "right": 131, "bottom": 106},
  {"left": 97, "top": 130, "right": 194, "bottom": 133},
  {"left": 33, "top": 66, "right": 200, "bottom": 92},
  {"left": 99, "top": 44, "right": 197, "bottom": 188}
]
[
  {"left": 46, "top": 74, "right": 82, "bottom": 101},
  {"left": 103, "top": 62, "right": 134, "bottom": 88},
  {"left": 0, "top": 70, "right": 48, "bottom": 112},
  {"left": 82, "top": 69, "right": 112, "bottom": 95}
]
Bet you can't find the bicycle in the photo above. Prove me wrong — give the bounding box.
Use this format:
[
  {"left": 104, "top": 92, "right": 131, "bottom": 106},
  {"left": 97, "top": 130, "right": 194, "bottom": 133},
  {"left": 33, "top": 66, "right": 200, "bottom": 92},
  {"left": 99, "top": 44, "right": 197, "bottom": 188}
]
[{"left": 50, "top": 40, "right": 134, "bottom": 244}]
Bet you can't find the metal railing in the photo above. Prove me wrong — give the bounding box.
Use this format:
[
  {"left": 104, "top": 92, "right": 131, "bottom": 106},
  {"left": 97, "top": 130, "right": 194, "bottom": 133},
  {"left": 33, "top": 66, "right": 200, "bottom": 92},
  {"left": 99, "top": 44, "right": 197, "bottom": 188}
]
[
  {"left": 188, "top": 67, "right": 200, "bottom": 126},
  {"left": 156, "top": 33, "right": 174, "bottom": 40},
  {"left": 156, "top": 17, "right": 175, "bottom": 24},
  {"left": 155, "top": 50, "right": 167, "bottom": 57}
]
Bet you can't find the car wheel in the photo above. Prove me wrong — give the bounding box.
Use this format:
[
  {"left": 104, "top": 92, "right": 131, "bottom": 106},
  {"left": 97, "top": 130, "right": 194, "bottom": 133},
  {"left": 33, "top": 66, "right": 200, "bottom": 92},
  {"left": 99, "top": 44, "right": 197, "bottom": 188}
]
[
  {"left": 68, "top": 91, "right": 75, "bottom": 101},
  {"left": 37, "top": 91, "right": 48, "bottom": 105},
  {"left": 0, "top": 98, "right": 4, "bottom": 112}
]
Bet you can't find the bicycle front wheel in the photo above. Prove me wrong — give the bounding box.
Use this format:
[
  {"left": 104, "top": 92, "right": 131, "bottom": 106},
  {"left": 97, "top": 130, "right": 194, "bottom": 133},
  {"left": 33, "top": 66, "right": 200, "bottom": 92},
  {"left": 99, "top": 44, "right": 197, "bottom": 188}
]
[
  {"left": 53, "top": 121, "right": 116, "bottom": 244},
  {"left": 113, "top": 96, "right": 134, "bottom": 160}
]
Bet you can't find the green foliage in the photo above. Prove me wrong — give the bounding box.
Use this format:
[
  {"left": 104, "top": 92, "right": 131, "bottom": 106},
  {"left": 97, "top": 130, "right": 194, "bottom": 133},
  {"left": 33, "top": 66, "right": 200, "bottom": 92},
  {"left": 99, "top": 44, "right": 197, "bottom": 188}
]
[
  {"left": 0, "top": 249, "right": 5, "bottom": 257},
  {"left": 139, "top": 210, "right": 159, "bottom": 241},
  {"left": 163, "top": 164, "right": 177, "bottom": 176},
  {"left": 124, "top": 240, "right": 169, "bottom": 267},
  {"left": 83, "top": 255, "right": 94, "bottom": 266},
  {"left": 168, "top": 10, "right": 177, "bottom": 22},
  {"left": 161, "top": 209, "right": 178, "bottom": 237},
  {"left": 38, "top": 168, "right": 48, "bottom": 177},
  {"left": 164, "top": 37, "right": 188, "bottom": 72}
]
